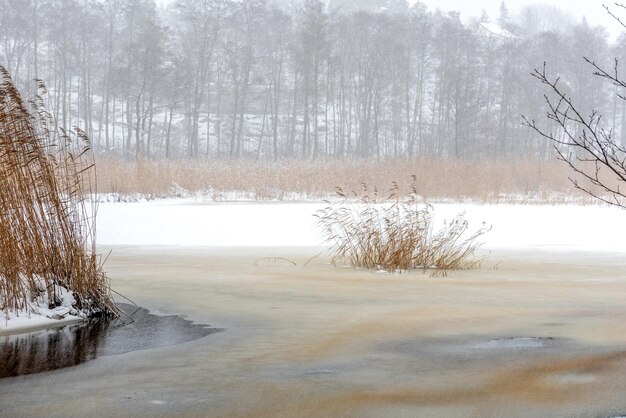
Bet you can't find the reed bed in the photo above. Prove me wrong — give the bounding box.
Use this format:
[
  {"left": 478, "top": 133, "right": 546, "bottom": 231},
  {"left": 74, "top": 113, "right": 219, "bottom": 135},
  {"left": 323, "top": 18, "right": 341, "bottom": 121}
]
[
  {"left": 0, "top": 67, "right": 117, "bottom": 319},
  {"left": 94, "top": 157, "right": 586, "bottom": 203},
  {"left": 315, "top": 178, "right": 490, "bottom": 274}
]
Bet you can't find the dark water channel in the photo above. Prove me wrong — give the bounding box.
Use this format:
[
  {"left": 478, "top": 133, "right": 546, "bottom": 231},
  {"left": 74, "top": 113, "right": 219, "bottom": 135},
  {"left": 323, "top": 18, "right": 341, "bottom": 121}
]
[{"left": 0, "top": 303, "right": 221, "bottom": 378}]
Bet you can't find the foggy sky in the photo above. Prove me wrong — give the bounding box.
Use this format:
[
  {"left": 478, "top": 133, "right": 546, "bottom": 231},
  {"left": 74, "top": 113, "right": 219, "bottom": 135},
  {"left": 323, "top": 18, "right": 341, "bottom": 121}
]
[
  {"left": 417, "top": 0, "right": 622, "bottom": 37},
  {"left": 6, "top": 0, "right": 621, "bottom": 161},
  {"left": 155, "top": 0, "right": 623, "bottom": 38}
]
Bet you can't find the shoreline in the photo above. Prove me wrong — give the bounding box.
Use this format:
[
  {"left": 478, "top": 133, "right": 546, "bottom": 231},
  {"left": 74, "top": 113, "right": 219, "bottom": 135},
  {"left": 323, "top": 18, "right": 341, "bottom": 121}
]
[{"left": 0, "top": 312, "right": 84, "bottom": 337}]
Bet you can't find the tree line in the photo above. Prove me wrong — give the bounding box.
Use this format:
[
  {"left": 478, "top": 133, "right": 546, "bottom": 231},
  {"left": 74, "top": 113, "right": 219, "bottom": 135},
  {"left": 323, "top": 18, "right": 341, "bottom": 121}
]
[{"left": 0, "top": 0, "right": 621, "bottom": 161}]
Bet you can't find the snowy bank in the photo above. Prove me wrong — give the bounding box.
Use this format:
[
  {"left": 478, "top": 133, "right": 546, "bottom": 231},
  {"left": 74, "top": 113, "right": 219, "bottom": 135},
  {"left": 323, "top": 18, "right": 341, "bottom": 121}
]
[
  {"left": 1, "top": 282, "right": 85, "bottom": 335},
  {"left": 96, "top": 199, "right": 626, "bottom": 253},
  {"left": 0, "top": 311, "right": 83, "bottom": 336}
]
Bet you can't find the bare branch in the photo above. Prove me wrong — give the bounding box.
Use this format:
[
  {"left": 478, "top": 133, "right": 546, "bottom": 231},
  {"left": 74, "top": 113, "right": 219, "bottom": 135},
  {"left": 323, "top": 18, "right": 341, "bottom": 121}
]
[{"left": 523, "top": 61, "right": 626, "bottom": 208}]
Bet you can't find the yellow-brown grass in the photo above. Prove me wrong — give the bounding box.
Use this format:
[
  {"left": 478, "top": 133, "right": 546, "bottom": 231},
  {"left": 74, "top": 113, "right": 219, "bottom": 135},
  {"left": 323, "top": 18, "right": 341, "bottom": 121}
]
[
  {"left": 94, "top": 157, "right": 586, "bottom": 202},
  {"left": 0, "top": 67, "right": 117, "bottom": 318},
  {"left": 315, "top": 178, "right": 490, "bottom": 273}
]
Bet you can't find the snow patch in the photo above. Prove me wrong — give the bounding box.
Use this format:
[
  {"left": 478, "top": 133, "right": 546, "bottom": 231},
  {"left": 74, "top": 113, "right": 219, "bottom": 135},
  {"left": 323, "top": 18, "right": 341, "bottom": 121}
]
[
  {"left": 96, "top": 199, "right": 626, "bottom": 252},
  {"left": 1, "top": 280, "right": 85, "bottom": 335}
]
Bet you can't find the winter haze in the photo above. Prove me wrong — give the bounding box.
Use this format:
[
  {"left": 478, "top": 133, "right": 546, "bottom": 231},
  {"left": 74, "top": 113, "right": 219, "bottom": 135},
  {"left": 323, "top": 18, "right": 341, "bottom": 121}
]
[
  {"left": 4, "top": 1, "right": 626, "bottom": 417},
  {"left": 2, "top": 0, "right": 623, "bottom": 161}
]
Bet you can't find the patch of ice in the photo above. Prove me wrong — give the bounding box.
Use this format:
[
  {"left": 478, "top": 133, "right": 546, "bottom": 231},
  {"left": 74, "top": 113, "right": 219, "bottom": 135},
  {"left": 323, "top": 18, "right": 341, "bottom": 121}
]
[
  {"left": 472, "top": 337, "right": 550, "bottom": 350},
  {"left": 304, "top": 368, "right": 335, "bottom": 375},
  {"left": 546, "top": 373, "right": 595, "bottom": 385}
]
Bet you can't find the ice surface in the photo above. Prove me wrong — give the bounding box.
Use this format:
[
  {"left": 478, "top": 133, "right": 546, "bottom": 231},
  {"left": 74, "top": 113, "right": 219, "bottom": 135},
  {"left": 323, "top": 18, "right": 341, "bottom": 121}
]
[
  {"left": 96, "top": 199, "right": 626, "bottom": 252},
  {"left": 5, "top": 248, "right": 626, "bottom": 417},
  {"left": 7, "top": 200, "right": 625, "bottom": 334},
  {"left": 472, "top": 337, "right": 550, "bottom": 349}
]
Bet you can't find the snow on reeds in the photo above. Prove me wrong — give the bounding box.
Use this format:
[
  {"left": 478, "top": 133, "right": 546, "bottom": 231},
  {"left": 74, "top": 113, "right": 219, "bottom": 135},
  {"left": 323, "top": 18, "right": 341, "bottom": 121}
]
[
  {"left": 316, "top": 177, "right": 490, "bottom": 274},
  {"left": 0, "top": 67, "right": 117, "bottom": 320}
]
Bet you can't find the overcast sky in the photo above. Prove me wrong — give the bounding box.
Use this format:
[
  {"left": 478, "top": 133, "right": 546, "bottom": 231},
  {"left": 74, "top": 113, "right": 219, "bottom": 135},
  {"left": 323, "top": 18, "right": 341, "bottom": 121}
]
[{"left": 418, "top": 0, "right": 621, "bottom": 33}]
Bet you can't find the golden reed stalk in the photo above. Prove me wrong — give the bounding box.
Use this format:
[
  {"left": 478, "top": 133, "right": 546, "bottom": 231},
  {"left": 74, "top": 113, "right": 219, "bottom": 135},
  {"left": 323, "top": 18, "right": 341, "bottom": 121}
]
[{"left": 0, "top": 67, "right": 117, "bottom": 319}]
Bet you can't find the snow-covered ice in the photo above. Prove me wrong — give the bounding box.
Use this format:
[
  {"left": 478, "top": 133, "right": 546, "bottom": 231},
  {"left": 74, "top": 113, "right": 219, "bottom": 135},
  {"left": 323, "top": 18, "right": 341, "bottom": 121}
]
[
  {"left": 96, "top": 199, "right": 626, "bottom": 252},
  {"left": 0, "top": 310, "right": 82, "bottom": 335},
  {"left": 6, "top": 199, "right": 626, "bottom": 335}
]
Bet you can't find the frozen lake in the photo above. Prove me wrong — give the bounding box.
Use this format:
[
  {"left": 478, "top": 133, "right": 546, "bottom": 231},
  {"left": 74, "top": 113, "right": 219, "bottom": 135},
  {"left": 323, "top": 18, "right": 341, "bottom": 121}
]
[
  {"left": 3, "top": 245, "right": 626, "bottom": 417},
  {"left": 96, "top": 199, "right": 626, "bottom": 252},
  {"left": 4, "top": 202, "right": 626, "bottom": 417}
]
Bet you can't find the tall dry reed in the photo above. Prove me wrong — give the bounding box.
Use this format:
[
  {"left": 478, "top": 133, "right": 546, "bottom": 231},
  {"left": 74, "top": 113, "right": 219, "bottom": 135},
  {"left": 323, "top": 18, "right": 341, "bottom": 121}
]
[
  {"left": 316, "top": 177, "right": 490, "bottom": 274},
  {"left": 0, "top": 67, "right": 117, "bottom": 318},
  {"left": 94, "top": 157, "right": 584, "bottom": 203}
]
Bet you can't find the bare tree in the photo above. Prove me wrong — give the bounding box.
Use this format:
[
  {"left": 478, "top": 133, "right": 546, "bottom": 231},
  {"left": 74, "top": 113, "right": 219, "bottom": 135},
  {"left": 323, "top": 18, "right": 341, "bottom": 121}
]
[
  {"left": 523, "top": 4, "right": 626, "bottom": 207},
  {"left": 2, "top": 0, "right": 621, "bottom": 162}
]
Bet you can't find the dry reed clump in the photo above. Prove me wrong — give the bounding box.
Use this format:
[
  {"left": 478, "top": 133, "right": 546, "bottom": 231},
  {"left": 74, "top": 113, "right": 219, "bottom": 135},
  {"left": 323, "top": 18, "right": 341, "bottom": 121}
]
[
  {"left": 315, "top": 177, "right": 490, "bottom": 274},
  {"left": 0, "top": 67, "right": 118, "bottom": 319},
  {"left": 94, "top": 157, "right": 585, "bottom": 203}
]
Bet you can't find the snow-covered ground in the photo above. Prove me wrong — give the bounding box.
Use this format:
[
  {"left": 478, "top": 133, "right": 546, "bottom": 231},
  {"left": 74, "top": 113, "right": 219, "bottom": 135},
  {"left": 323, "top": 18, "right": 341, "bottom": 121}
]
[
  {"left": 0, "top": 282, "right": 85, "bottom": 335},
  {"left": 4, "top": 198, "right": 626, "bottom": 335},
  {"left": 1, "top": 310, "right": 83, "bottom": 335},
  {"left": 96, "top": 199, "right": 626, "bottom": 253}
]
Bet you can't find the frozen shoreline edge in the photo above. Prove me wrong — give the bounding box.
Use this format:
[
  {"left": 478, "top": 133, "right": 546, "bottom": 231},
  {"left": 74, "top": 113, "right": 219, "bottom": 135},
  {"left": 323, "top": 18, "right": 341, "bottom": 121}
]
[{"left": 0, "top": 314, "right": 84, "bottom": 337}]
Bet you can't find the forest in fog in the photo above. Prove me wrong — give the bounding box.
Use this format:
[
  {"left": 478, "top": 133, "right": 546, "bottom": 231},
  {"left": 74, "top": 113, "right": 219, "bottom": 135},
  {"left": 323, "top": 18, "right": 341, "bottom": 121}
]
[{"left": 0, "top": 0, "right": 621, "bottom": 161}]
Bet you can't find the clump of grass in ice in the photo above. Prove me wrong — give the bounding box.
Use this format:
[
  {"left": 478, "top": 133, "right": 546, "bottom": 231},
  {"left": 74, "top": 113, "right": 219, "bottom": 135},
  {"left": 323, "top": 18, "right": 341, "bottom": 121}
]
[{"left": 315, "top": 176, "right": 489, "bottom": 275}]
